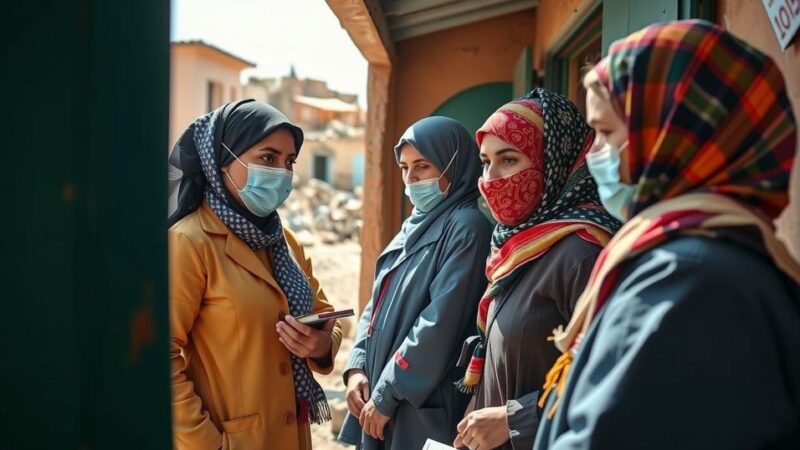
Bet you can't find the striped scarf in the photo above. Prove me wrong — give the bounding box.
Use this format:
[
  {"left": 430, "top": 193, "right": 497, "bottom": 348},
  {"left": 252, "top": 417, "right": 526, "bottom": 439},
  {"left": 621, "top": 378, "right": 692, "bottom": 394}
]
[
  {"left": 541, "top": 20, "right": 800, "bottom": 417},
  {"left": 457, "top": 89, "right": 620, "bottom": 392}
]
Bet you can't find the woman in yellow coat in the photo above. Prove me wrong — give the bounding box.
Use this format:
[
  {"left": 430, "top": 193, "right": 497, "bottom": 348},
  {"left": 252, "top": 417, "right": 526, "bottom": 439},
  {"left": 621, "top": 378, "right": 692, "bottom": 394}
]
[{"left": 167, "top": 99, "right": 343, "bottom": 450}]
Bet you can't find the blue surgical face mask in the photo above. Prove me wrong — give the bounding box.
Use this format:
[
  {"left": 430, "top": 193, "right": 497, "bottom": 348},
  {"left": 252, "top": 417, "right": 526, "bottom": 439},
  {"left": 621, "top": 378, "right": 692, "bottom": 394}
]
[
  {"left": 586, "top": 141, "right": 635, "bottom": 222},
  {"left": 223, "top": 143, "right": 293, "bottom": 217},
  {"left": 404, "top": 151, "right": 457, "bottom": 213}
]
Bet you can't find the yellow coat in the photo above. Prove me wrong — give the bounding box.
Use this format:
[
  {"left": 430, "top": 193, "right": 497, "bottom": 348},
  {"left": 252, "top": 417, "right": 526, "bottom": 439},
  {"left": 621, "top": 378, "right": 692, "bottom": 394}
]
[{"left": 169, "top": 202, "right": 342, "bottom": 450}]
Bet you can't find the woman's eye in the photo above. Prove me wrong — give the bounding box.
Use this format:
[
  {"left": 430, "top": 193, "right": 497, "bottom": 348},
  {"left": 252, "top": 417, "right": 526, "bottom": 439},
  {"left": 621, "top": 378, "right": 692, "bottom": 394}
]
[
  {"left": 502, "top": 157, "right": 516, "bottom": 165},
  {"left": 597, "top": 129, "right": 613, "bottom": 138},
  {"left": 262, "top": 154, "right": 274, "bottom": 164}
]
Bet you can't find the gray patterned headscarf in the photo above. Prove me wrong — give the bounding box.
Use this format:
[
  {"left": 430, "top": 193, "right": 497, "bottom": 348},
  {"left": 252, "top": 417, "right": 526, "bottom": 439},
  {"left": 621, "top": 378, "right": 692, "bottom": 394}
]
[{"left": 168, "top": 100, "right": 330, "bottom": 424}]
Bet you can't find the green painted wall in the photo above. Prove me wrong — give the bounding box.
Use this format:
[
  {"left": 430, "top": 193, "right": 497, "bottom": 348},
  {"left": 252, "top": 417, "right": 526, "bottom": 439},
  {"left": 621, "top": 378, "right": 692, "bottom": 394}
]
[
  {"left": 1, "top": 1, "right": 172, "bottom": 449},
  {"left": 602, "top": 0, "right": 715, "bottom": 55},
  {"left": 602, "top": 0, "right": 679, "bottom": 54},
  {"left": 431, "top": 82, "right": 514, "bottom": 135}
]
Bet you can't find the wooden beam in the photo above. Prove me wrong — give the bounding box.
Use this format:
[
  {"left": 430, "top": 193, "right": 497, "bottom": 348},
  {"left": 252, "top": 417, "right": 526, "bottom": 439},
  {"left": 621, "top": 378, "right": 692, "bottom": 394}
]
[
  {"left": 357, "top": 64, "right": 399, "bottom": 311},
  {"left": 326, "top": 0, "right": 395, "bottom": 66},
  {"left": 389, "top": 0, "right": 530, "bottom": 29},
  {"left": 391, "top": 0, "right": 538, "bottom": 41},
  {"left": 382, "top": 0, "right": 461, "bottom": 17},
  {"left": 325, "top": 1, "right": 399, "bottom": 311}
]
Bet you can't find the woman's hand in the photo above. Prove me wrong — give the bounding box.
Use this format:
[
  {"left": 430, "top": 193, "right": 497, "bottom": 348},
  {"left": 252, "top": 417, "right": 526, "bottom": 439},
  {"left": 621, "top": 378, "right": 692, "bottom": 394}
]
[
  {"left": 276, "top": 315, "right": 333, "bottom": 359},
  {"left": 453, "top": 406, "right": 509, "bottom": 450},
  {"left": 346, "top": 369, "right": 370, "bottom": 417},
  {"left": 359, "top": 399, "right": 390, "bottom": 441}
]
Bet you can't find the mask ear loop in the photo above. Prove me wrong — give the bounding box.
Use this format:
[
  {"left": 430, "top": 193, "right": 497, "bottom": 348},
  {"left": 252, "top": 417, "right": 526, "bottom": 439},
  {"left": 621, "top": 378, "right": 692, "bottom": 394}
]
[
  {"left": 438, "top": 151, "right": 458, "bottom": 195},
  {"left": 222, "top": 142, "right": 246, "bottom": 191}
]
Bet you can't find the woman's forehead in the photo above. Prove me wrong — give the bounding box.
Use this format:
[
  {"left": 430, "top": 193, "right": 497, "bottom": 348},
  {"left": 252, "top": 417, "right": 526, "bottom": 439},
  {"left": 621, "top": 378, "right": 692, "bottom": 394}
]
[
  {"left": 398, "top": 143, "right": 426, "bottom": 161},
  {"left": 585, "top": 89, "right": 615, "bottom": 123},
  {"left": 480, "top": 133, "right": 515, "bottom": 152}
]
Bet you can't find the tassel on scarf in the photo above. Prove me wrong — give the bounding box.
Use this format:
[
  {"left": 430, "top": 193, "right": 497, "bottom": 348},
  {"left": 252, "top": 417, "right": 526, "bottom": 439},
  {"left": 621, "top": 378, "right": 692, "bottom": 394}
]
[
  {"left": 454, "top": 345, "right": 486, "bottom": 394},
  {"left": 297, "top": 397, "right": 332, "bottom": 425},
  {"left": 538, "top": 349, "right": 573, "bottom": 419}
]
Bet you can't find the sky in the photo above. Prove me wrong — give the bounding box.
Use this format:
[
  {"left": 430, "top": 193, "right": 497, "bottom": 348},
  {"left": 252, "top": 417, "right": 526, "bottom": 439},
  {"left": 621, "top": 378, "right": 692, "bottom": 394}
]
[{"left": 171, "top": 0, "right": 368, "bottom": 107}]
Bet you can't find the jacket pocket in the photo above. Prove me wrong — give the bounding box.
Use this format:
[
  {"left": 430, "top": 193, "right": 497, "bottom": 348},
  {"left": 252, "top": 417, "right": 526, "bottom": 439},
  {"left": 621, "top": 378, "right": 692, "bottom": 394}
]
[
  {"left": 221, "top": 414, "right": 262, "bottom": 450},
  {"left": 222, "top": 413, "right": 261, "bottom": 433}
]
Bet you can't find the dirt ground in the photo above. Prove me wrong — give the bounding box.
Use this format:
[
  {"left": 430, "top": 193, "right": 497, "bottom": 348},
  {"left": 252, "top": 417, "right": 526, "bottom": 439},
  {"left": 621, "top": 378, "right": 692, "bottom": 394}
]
[{"left": 305, "top": 241, "right": 361, "bottom": 449}]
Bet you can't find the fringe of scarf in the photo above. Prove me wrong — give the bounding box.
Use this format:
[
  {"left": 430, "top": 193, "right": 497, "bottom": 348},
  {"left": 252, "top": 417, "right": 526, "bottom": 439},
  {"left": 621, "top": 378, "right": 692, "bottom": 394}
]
[{"left": 298, "top": 397, "right": 332, "bottom": 425}]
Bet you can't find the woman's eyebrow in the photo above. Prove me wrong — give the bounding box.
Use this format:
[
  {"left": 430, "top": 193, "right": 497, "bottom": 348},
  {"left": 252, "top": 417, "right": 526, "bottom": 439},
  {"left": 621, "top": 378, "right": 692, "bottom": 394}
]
[{"left": 256, "top": 146, "right": 297, "bottom": 158}]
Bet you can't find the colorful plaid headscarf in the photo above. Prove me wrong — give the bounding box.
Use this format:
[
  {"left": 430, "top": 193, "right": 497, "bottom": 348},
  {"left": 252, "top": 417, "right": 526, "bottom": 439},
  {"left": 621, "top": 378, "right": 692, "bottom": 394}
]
[
  {"left": 457, "top": 89, "right": 620, "bottom": 393},
  {"left": 541, "top": 20, "right": 800, "bottom": 418},
  {"left": 593, "top": 19, "right": 796, "bottom": 219}
]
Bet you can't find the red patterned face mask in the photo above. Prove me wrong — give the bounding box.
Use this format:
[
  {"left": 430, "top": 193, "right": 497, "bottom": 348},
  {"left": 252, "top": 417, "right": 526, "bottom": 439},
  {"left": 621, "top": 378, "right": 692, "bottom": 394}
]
[{"left": 478, "top": 166, "right": 544, "bottom": 226}]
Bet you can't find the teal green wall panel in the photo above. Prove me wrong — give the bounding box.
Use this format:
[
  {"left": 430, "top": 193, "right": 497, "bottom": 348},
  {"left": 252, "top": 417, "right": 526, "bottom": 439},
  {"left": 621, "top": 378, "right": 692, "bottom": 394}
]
[
  {"left": 601, "top": 0, "right": 713, "bottom": 55},
  {"left": 1, "top": 1, "right": 171, "bottom": 449},
  {"left": 431, "top": 82, "right": 514, "bottom": 135},
  {"left": 602, "top": 0, "right": 680, "bottom": 55},
  {"left": 513, "top": 47, "right": 534, "bottom": 99}
]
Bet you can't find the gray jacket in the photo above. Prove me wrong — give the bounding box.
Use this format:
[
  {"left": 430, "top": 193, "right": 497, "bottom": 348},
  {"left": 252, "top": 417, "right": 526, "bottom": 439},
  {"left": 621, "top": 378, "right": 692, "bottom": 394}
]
[{"left": 338, "top": 204, "right": 492, "bottom": 450}]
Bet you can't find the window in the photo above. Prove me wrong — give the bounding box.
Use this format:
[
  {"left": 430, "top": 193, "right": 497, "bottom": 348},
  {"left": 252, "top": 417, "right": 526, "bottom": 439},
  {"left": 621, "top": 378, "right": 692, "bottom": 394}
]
[
  {"left": 351, "top": 153, "right": 364, "bottom": 189},
  {"left": 602, "top": 0, "right": 715, "bottom": 54},
  {"left": 545, "top": 0, "right": 714, "bottom": 112},
  {"left": 312, "top": 154, "right": 332, "bottom": 184},
  {"left": 545, "top": 4, "right": 602, "bottom": 114},
  {"left": 206, "top": 80, "right": 223, "bottom": 111}
]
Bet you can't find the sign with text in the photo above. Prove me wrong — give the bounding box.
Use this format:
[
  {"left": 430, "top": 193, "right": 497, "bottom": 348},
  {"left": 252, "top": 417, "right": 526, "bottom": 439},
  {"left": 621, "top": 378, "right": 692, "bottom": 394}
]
[{"left": 763, "top": 0, "right": 800, "bottom": 49}]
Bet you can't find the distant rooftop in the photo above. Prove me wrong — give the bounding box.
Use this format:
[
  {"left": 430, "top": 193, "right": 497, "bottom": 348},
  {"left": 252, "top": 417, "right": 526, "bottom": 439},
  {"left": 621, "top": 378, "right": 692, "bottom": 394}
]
[
  {"left": 172, "top": 40, "right": 256, "bottom": 68},
  {"left": 295, "top": 95, "right": 360, "bottom": 112}
]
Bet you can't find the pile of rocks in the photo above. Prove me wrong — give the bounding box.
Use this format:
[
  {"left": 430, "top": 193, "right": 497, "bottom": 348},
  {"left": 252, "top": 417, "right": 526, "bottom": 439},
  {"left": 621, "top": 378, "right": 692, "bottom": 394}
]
[{"left": 280, "top": 178, "right": 363, "bottom": 246}]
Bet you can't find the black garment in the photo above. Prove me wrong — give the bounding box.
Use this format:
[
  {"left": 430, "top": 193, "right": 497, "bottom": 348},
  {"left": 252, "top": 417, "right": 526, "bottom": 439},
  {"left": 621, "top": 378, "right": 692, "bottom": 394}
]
[
  {"left": 535, "top": 235, "right": 800, "bottom": 450},
  {"left": 474, "top": 234, "right": 601, "bottom": 450}
]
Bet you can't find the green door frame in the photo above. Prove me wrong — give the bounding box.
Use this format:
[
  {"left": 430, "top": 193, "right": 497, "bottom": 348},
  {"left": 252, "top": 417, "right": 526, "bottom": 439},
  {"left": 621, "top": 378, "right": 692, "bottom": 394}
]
[
  {"left": 602, "top": 0, "right": 716, "bottom": 55},
  {"left": 2, "top": 2, "right": 172, "bottom": 448},
  {"left": 546, "top": 0, "right": 716, "bottom": 94},
  {"left": 545, "top": 2, "right": 603, "bottom": 96},
  {"left": 513, "top": 46, "right": 535, "bottom": 98}
]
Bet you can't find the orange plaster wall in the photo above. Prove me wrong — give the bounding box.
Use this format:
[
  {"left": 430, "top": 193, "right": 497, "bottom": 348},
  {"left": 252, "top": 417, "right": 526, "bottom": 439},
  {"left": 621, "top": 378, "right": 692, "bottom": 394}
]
[
  {"left": 533, "top": 0, "right": 588, "bottom": 70},
  {"left": 717, "top": 0, "right": 800, "bottom": 259},
  {"left": 392, "top": 9, "right": 537, "bottom": 143}
]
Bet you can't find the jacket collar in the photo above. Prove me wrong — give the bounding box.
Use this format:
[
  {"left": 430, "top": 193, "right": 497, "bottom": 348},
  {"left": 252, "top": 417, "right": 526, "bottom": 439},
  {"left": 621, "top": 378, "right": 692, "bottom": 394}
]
[{"left": 198, "top": 202, "right": 283, "bottom": 295}]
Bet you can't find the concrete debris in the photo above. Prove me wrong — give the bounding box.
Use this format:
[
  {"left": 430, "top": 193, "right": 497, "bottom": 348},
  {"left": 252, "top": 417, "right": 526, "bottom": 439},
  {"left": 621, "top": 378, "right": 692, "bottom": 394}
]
[{"left": 279, "top": 177, "right": 363, "bottom": 246}]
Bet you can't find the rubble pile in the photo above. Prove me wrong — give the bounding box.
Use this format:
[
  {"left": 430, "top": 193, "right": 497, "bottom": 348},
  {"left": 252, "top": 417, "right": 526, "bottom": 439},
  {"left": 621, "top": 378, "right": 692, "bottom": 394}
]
[{"left": 279, "top": 178, "right": 363, "bottom": 246}]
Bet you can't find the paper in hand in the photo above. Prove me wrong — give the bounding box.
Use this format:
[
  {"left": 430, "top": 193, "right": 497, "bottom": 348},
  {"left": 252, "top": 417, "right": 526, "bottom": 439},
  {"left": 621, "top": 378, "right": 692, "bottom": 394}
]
[{"left": 422, "top": 438, "right": 457, "bottom": 450}]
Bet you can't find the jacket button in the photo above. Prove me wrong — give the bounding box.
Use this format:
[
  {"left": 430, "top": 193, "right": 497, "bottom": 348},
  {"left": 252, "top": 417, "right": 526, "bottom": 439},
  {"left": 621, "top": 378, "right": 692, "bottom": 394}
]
[
  {"left": 284, "top": 412, "right": 295, "bottom": 425},
  {"left": 279, "top": 362, "right": 290, "bottom": 376}
]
